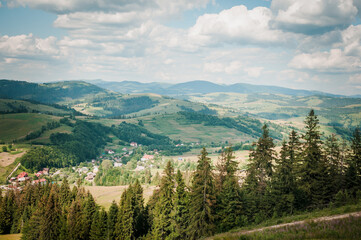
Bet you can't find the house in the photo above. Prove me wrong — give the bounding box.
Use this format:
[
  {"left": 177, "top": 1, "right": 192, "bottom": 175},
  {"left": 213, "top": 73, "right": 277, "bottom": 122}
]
[
  {"left": 17, "top": 172, "right": 28, "bottom": 179},
  {"left": 9, "top": 177, "right": 16, "bottom": 182},
  {"left": 35, "top": 171, "right": 43, "bottom": 177},
  {"left": 141, "top": 154, "right": 154, "bottom": 161},
  {"left": 32, "top": 179, "right": 46, "bottom": 185},
  {"left": 130, "top": 142, "right": 138, "bottom": 147},
  {"left": 85, "top": 172, "right": 96, "bottom": 181},
  {"left": 122, "top": 147, "right": 128, "bottom": 151},
  {"left": 43, "top": 168, "right": 49, "bottom": 175},
  {"left": 18, "top": 177, "right": 30, "bottom": 182},
  {"left": 93, "top": 166, "right": 99, "bottom": 173},
  {"left": 114, "top": 162, "right": 123, "bottom": 167},
  {"left": 129, "top": 151, "right": 133, "bottom": 155},
  {"left": 135, "top": 165, "right": 145, "bottom": 171}
]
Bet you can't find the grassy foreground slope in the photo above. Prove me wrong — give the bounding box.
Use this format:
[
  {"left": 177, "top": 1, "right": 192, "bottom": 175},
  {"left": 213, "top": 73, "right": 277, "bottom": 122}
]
[{"left": 209, "top": 203, "right": 361, "bottom": 240}]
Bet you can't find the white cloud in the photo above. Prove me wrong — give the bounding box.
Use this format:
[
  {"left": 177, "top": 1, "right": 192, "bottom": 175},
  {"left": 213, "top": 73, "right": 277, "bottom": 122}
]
[
  {"left": 271, "top": 0, "right": 358, "bottom": 34},
  {"left": 289, "top": 48, "right": 361, "bottom": 72},
  {"left": 189, "top": 5, "right": 292, "bottom": 46},
  {"left": 0, "top": 34, "right": 59, "bottom": 58}
]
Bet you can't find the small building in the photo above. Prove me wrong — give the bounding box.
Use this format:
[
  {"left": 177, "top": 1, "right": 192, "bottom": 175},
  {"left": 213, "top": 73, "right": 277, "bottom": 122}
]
[
  {"left": 114, "top": 162, "right": 123, "bottom": 168},
  {"left": 85, "top": 172, "right": 96, "bottom": 181},
  {"left": 18, "top": 177, "right": 30, "bottom": 182},
  {"left": 43, "top": 168, "right": 49, "bottom": 175},
  {"left": 122, "top": 147, "right": 128, "bottom": 151},
  {"left": 93, "top": 166, "right": 99, "bottom": 173},
  {"left": 130, "top": 142, "right": 138, "bottom": 147},
  {"left": 35, "top": 171, "right": 43, "bottom": 177},
  {"left": 17, "top": 172, "right": 28, "bottom": 179},
  {"left": 141, "top": 154, "right": 154, "bottom": 161},
  {"left": 135, "top": 165, "right": 145, "bottom": 171},
  {"left": 32, "top": 179, "right": 47, "bottom": 185}
]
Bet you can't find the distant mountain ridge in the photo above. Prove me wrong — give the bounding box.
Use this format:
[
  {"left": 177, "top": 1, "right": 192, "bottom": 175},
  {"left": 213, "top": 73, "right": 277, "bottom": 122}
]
[{"left": 85, "top": 79, "right": 343, "bottom": 97}]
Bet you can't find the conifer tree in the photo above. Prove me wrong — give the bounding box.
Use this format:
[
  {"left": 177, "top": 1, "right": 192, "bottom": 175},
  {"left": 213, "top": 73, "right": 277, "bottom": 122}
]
[
  {"left": 0, "top": 190, "right": 16, "bottom": 234},
  {"left": 187, "top": 148, "right": 216, "bottom": 240},
  {"left": 108, "top": 201, "right": 118, "bottom": 240},
  {"left": 152, "top": 161, "right": 175, "bottom": 240},
  {"left": 244, "top": 124, "right": 275, "bottom": 221},
  {"left": 271, "top": 141, "right": 296, "bottom": 215},
  {"left": 59, "top": 178, "right": 72, "bottom": 207},
  {"left": 216, "top": 147, "right": 245, "bottom": 232},
  {"left": 324, "top": 134, "right": 344, "bottom": 195},
  {"left": 346, "top": 128, "right": 361, "bottom": 193},
  {"left": 300, "top": 109, "right": 330, "bottom": 207},
  {"left": 90, "top": 209, "right": 107, "bottom": 240},
  {"left": 168, "top": 170, "right": 188, "bottom": 240},
  {"left": 115, "top": 187, "right": 134, "bottom": 240},
  {"left": 40, "top": 185, "right": 62, "bottom": 240},
  {"left": 21, "top": 197, "right": 45, "bottom": 240},
  {"left": 68, "top": 199, "right": 85, "bottom": 240}
]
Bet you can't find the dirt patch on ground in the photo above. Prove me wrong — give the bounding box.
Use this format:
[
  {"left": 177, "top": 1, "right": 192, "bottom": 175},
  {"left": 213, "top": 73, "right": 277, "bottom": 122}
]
[{"left": 0, "top": 151, "right": 25, "bottom": 167}]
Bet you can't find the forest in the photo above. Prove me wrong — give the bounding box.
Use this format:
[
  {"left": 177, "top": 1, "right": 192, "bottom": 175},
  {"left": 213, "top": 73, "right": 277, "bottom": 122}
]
[{"left": 1, "top": 110, "right": 361, "bottom": 239}]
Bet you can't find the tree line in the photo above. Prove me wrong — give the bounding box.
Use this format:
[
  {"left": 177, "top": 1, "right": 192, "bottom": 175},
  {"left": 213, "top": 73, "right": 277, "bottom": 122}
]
[{"left": 2, "top": 110, "right": 361, "bottom": 239}]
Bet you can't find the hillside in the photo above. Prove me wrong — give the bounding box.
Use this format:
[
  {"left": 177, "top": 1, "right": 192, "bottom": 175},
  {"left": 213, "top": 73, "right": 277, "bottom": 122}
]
[{"left": 0, "top": 80, "right": 214, "bottom": 118}]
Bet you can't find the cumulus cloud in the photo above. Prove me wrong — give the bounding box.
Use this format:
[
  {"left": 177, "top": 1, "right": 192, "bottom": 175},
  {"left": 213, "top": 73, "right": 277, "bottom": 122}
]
[
  {"left": 271, "top": 0, "right": 358, "bottom": 34},
  {"left": 189, "top": 5, "right": 292, "bottom": 46},
  {"left": 289, "top": 48, "right": 361, "bottom": 72},
  {"left": 203, "top": 61, "right": 243, "bottom": 74},
  {"left": 0, "top": 34, "right": 59, "bottom": 58}
]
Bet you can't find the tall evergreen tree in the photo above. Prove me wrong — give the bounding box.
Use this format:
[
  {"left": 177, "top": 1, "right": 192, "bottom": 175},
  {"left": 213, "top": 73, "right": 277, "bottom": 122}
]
[
  {"left": 216, "top": 147, "right": 245, "bottom": 232},
  {"left": 152, "top": 161, "right": 175, "bottom": 240},
  {"left": 67, "top": 199, "right": 85, "bottom": 240},
  {"left": 244, "top": 124, "right": 275, "bottom": 221},
  {"left": 271, "top": 141, "right": 296, "bottom": 215},
  {"left": 169, "top": 170, "right": 188, "bottom": 240},
  {"left": 187, "top": 148, "right": 216, "bottom": 240},
  {"left": 107, "top": 201, "right": 118, "bottom": 240},
  {"left": 346, "top": 128, "right": 361, "bottom": 194},
  {"left": 300, "top": 109, "right": 330, "bottom": 207},
  {"left": 90, "top": 209, "right": 107, "bottom": 240}
]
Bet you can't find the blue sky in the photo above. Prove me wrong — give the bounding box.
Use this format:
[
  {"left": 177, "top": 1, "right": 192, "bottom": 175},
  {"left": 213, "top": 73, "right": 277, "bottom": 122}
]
[{"left": 0, "top": 0, "right": 361, "bottom": 95}]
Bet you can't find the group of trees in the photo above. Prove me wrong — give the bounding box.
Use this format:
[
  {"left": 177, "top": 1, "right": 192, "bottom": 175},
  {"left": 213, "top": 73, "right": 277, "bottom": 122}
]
[
  {"left": 3, "top": 110, "right": 361, "bottom": 239},
  {"left": 25, "top": 121, "right": 61, "bottom": 141}
]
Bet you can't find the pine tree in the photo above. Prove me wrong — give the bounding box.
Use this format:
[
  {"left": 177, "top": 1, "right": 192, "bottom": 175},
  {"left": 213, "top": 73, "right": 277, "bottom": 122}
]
[
  {"left": 216, "top": 147, "right": 245, "bottom": 232},
  {"left": 90, "top": 209, "right": 107, "bottom": 240},
  {"left": 244, "top": 124, "right": 275, "bottom": 221},
  {"left": 324, "top": 134, "right": 344, "bottom": 195},
  {"left": 40, "top": 185, "right": 62, "bottom": 240},
  {"left": 0, "top": 190, "right": 16, "bottom": 234},
  {"left": 152, "top": 161, "right": 175, "bottom": 240},
  {"left": 132, "top": 179, "right": 147, "bottom": 238},
  {"left": 67, "top": 199, "right": 85, "bottom": 240},
  {"left": 82, "top": 192, "right": 98, "bottom": 240},
  {"left": 347, "top": 128, "right": 361, "bottom": 194},
  {"left": 108, "top": 201, "right": 118, "bottom": 240},
  {"left": 187, "top": 148, "right": 216, "bottom": 240},
  {"left": 300, "top": 109, "right": 330, "bottom": 207},
  {"left": 271, "top": 140, "right": 296, "bottom": 215},
  {"left": 115, "top": 187, "right": 134, "bottom": 240},
  {"left": 21, "top": 197, "right": 45, "bottom": 240},
  {"left": 59, "top": 177, "right": 72, "bottom": 207}
]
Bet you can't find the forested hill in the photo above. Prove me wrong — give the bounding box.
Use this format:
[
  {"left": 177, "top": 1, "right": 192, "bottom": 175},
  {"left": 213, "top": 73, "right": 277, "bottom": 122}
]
[{"left": 0, "top": 80, "right": 108, "bottom": 104}]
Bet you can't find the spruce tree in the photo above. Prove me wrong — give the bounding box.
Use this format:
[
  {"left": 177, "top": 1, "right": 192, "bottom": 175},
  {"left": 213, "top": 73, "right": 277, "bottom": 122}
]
[
  {"left": 40, "top": 185, "right": 62, "bottom": 240},
  {"left": 324, "top": 134, "right": 343, "bottom": 195},
  {"left": 67, "top": 199, "right": 85, "bottom": 240},
  {"left": 271, "top": 140, "right": 296, "bottom": 215},
  {"left": 90, "top": 209, "right": 107, "bottom": 240},
  {"left": 346, "top": 128, "right": 361, "bottom": 194},
  {"left": 216, "top": 147, "right": 245, "bottom": 232},
  {"left": 152, "top": 161, "right": 175, "bottom": 240},
  {"left": 115, "top": 187, "right": 134, "bottom": 240},
  {"left": 169, "top": 170, "right": 188, "bottom": 240},
  {"left": 244, "top": 124, "right": 275, "bottom": 221},
  {"left": 108, "top": 201, "right": 118, "bottom": 240},
  {"left": 187, "top": 148, "right": 216, "bottom": 240},
  {"left": 0, "top": 190, "right": 15, "bottom": 234},
  {"left": 300, "top": 109, "right": 330, "bottom": 207}
]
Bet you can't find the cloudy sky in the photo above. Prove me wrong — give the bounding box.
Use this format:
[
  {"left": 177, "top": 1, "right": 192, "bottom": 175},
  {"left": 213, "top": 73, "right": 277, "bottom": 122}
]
[{"left": 1, "top": 0, "right": 361, "bottom": 95}]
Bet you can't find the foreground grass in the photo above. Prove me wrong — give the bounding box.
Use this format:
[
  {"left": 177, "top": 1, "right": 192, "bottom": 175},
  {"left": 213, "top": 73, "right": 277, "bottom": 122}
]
[
  {"left": 0, "top": 234, "right": 21, "bottom": 240},
  {"left": 214, "top": 215, "right": 361, "bottom": 240},
  {"left": 210, "top": 202, "right": 361, "bottom": 240}
]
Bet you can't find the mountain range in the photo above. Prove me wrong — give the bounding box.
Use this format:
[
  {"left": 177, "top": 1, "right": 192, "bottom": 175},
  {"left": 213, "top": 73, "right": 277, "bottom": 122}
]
[{"left": 85, "top": 79, "right": 343, "bottom": 97}]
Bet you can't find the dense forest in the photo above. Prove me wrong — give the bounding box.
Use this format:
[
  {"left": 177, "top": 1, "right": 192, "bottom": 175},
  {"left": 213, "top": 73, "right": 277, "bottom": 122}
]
[{"left": 1, "top": 110, "right": 361, "bottom": 239}]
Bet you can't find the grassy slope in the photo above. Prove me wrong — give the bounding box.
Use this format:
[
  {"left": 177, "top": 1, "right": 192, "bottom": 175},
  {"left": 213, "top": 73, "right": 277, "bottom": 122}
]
[
  {"left": 0, "top": 113, "right": 61, "bottom": 142},
  {"left": 0, "top": 99, "right": 68, "bottom": 115},
  {"left": 91, "top": 113, "right": 256, "bottom": 144},
  {"left": 186, "top": 92, "right": 361, "bottom": 127},
  {"left": 209, "top": 203, "right": 361, "bottom": 240}
]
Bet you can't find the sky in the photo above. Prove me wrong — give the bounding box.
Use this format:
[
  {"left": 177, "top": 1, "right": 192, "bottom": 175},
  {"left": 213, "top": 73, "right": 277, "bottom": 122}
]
[{"left": 1, "top": 0, "right": 361, "bottom": 95}]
